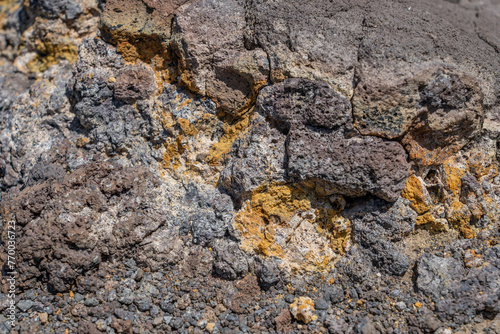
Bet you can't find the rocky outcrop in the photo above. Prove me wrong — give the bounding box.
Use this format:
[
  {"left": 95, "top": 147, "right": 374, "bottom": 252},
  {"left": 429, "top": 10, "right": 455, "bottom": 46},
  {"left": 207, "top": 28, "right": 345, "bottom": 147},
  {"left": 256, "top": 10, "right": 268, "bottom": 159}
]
[
  {"left": 222, "top": 78, "right": 410, "bottom": 202},
  {"left": 0, "top": 0, "right": 499, "bottom": 333}
]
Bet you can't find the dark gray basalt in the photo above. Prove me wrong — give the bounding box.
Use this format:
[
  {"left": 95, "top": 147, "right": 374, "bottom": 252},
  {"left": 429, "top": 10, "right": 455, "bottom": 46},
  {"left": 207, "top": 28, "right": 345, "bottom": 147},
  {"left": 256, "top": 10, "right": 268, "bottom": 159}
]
[
  {"left": 417, "top": 249, "right": 500, "bottom": 325},
  {"left": 223, "top": 78, "right": 410, "bottom": 202},
  {"left": 346, "top": 198, "right": 417, "bottom": 275}
]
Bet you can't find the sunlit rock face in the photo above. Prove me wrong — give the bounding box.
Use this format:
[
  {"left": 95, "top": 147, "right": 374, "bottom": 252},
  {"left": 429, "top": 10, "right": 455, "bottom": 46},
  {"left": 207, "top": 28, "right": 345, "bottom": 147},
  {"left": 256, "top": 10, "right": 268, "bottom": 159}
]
[{"left": 0, "top": 0, "right": 499, "bottom": 332}]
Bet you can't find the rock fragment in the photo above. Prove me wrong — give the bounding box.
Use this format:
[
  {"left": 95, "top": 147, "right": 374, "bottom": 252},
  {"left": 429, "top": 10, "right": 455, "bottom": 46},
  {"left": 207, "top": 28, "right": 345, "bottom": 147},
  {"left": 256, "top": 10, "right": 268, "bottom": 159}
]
[{"left": 289, "top": 296, "right": 317, "bottom": 324}]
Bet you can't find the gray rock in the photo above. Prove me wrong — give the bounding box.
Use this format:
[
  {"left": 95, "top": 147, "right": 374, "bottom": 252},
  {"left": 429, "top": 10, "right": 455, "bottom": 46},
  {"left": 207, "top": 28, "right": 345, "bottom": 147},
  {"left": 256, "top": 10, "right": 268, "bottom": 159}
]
[
  {"left": 314, "top": 298, "right": 329, "bottom": 310},
  {"left": 395, "top": 302, "right": 406, "bottom": 311},
  {"left": 347, "top": 198, "right": 416, "bottom": 275},
  {"left": 416, "top": 250, "right": 500, "bottom": 325},
  {"left": 213, "top": 238, "right": 249, "bottom": 280},
  {"left": 223, "top": 78, "right": 410, "bottom": 202},
  {"left": 17, "top": 300, "right": 34, "bottom": 312},
  {"left": 407, "top": 307, "right": 443, "bottom": 334},
  {"left": 117, "top": 288, "right": 135, "bottom": 305},
  {"left": 30, "top": 0, "right": 83, "bottom": 19},
  {"left": 219, "top": 118, "right": 287, "bottom": 203},
  {"left": 179, "top": 183, "right": 234, "bottom": 246},
  {"left": 134, "top": 298, "right": 152, "bottom": 312},
  {"left": 325, "top": 286, "right": 344, "bottom": 304},
  {"left": 416, "top": 254, "right": 464, "bottom": 300},
  {"left": 355, "top": 317, "right": 379, "bottom": 334},
  {"left": 255, "top": 257, "right": 281, "bottom": 290},
  {"left": 325, "top": 316, "right": 348, "bottom": 334},
  {"left": 265, "top": 79, "right": 408, "bottom": 201},
  {"left": 84, "top": 297, "right": 99, "bottom": 307}
]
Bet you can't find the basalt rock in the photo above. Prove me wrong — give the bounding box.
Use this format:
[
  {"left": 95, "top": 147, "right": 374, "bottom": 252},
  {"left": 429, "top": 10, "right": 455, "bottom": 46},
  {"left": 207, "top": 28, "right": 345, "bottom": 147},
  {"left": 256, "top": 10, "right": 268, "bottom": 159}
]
[
  {"left": 417, "top": 247, "right": 500, "bottom": 325},
  {"left": 1, "top": 0, "right": 500, "bottom": 332},
  {"left": 346, "top": 198, "right": 417, "bottom": 275},
  {"left": 1, "top": 160, "right": 167, "bottom": 292},
  {"left": 223, "top": 78, "right": 410, "bottom": 202}
]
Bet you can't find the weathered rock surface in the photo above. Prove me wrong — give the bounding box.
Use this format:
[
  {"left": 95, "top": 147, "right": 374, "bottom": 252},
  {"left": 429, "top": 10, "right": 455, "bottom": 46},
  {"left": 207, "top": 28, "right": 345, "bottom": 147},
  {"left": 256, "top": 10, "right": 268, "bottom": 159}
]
[
  {"left": 222, "top": 78, "right": 410, "bottom": 202},
  {"left": 417, "top": 247, "right": 500, "bottom": 325},
  {"left": 347, "top": 198, "right": 417, "bottom": 275},
  {"left": 2, "top": 159, "right": 167, "bottom": 292},
  {"left": 0, "top": 0, "right": 499, "bottom": 333}
]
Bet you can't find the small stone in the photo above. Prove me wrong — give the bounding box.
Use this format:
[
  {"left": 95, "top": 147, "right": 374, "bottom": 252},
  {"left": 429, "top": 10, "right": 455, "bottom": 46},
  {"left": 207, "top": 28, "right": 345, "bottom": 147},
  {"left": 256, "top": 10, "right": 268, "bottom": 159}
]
[
  {"left": 395, "top": 302, "right": 406, "bottom": 311},
  {"left": 289, "top": 297, "right": 317, "bottom": 324},
  {"left": 135, "top": 298, "right": 151, "bottom": 312},
  {"left": 17, "top": 300, "right": 34, "bottom": 312},
  {"left": 153, "top": 316, "right": 163, "bottom": 326},
  {"left": 39, "top": 312, "right": 48, "bottom": 324},
  {"left": 197, "top": 319, "right": 207, "bottom": 329},
  {"left": 118, "top": 288, "right": 134, "bottom": 305},
  {"left": 74, "top": 293, "right": 85, "bottom": 303},
  {"left": 285, "top": 294, "right": 295, "bottom": 304},
  {"left": 95, "top": 320, "right": 107, "bottom": 331},
  {"left": 84, "top": 297, "right": 99, "bottom": 307},
  {"left": 314, "top": 298, "right": 329, "bottom": 310},
  {"left": 275, "top": 309, "right": 292, "bottom": 333},
  {"left": 414, "top": 302, "right": 422, "bottom": 308},
  {"left": 134, "top": 269, "right": 144, "bottom": 282},
  {"left": 170, "top": 317, "right": 183, "bottom": 330},
  {"left": 206, "top": 322, "right": 215, "bottom": 333}
]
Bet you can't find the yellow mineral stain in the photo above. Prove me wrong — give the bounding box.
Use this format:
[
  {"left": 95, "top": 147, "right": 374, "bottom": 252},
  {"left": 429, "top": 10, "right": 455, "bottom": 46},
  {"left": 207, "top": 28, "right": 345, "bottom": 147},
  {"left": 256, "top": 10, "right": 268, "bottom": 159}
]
[
  {"left": 447, "top": 200, "right": 471, "bottom": 228},
  {"left": 401, "top": 174, "right": 430, "bottom": 214},
  {"left": 206, "top": 111, "right": 252, "bottom": 165},
  {"left": 415, "top": 212, "right": 435, "bottom": 227},
  {"left": 163, "top": 135, "right": 186, "bottom": 170},
  {"left": 442, "top": 156, "right": 466, "bottom": 196},
  {"left": 461, "top": 225, "right": 476, "bottom": 239},
  {"left": 467, "top": 150, "right": 499, "bottom": 179},
  {"left": 234, "top": 183, "right": 351, "bottom": 270},
  {"left": 27, "top": 41, "right": 78, "bottom": 72}
]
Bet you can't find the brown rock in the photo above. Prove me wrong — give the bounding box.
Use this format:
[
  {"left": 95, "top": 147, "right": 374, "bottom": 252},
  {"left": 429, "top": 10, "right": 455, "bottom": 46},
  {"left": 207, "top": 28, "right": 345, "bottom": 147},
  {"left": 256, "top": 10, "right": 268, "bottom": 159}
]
[
  {"left": 275, "top": 309, "right": 293, "bottom": 333},
  {"left": 38, "top": 312, "right": 48, "bottom": 324},
  {"left": 258, "top": 79, "right": 410, "bottom": 202},
  {"left": 110, "top": 319, "right": 132, "bottom": 334},
  {"left": 0, "top": 160, "right": 166, "bottom": 292},
  {"left": 173, "top": 0, "right": 269, "bottom": 114},
  {"left": 101, "top": 0, "right": 191, "bottom": 39},
  {"left": 224, "top": 274, "right": 261, "bottom": 314},
  {"left": 114, "top": 65, "right": 157, "bottom": 101},
  {"left": 77, "top": 321, "right": 101, "bottom": 334}
]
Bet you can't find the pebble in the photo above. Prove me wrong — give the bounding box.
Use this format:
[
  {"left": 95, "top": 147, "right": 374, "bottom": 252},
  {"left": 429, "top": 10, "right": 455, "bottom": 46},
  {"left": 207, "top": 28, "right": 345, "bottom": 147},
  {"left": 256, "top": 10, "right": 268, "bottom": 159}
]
[
  {"left": 197, "top": 319, "right": 207, "bottom": 328},
  {"left": 74, "top": 293, "right": 85, "bottom": 303},
  {"left": 153, "top": 316, "right": 163, "bottom": 326},
  {"left": 164, "top": 316, "right": 173, "bottom": 325},
  {"left": 84, "top": 297, "right": 99, "bottom": 307},
  {"left": 314, "top": 298, "right": 329, "bottom": 310},
  {"left": 17, "top": 300, "right": 34, "bottom": 312},
  {"left": 38, "top": 312, "right": 48, "bottom": 324}
]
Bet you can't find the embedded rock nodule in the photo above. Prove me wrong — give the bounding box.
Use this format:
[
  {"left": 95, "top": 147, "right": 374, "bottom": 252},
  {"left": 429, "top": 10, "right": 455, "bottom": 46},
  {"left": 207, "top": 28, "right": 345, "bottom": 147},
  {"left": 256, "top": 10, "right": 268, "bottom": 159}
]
[{"left": 222, "top": 78, "right": 410, "bottom": 202}]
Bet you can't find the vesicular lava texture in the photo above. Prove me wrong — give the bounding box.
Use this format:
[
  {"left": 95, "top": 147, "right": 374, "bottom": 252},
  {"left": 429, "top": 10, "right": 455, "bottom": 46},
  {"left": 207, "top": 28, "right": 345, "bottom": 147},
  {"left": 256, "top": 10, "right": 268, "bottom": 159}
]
[{"left": 0, "top": 0, "right": 499, "bottom": 333}]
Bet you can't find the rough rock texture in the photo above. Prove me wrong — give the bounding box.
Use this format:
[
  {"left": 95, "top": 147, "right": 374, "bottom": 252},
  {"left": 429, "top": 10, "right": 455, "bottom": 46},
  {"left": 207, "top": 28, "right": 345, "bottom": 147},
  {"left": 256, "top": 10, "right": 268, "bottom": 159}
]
[
  {"left": 0, "top": 0, "right": 499, "bottom": 333},
  {"left": 222, "top": 78, "right": 410, "bottom": 202},
  {"left": 346, "top": 198, "right": 417, "bottom": 276}
]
